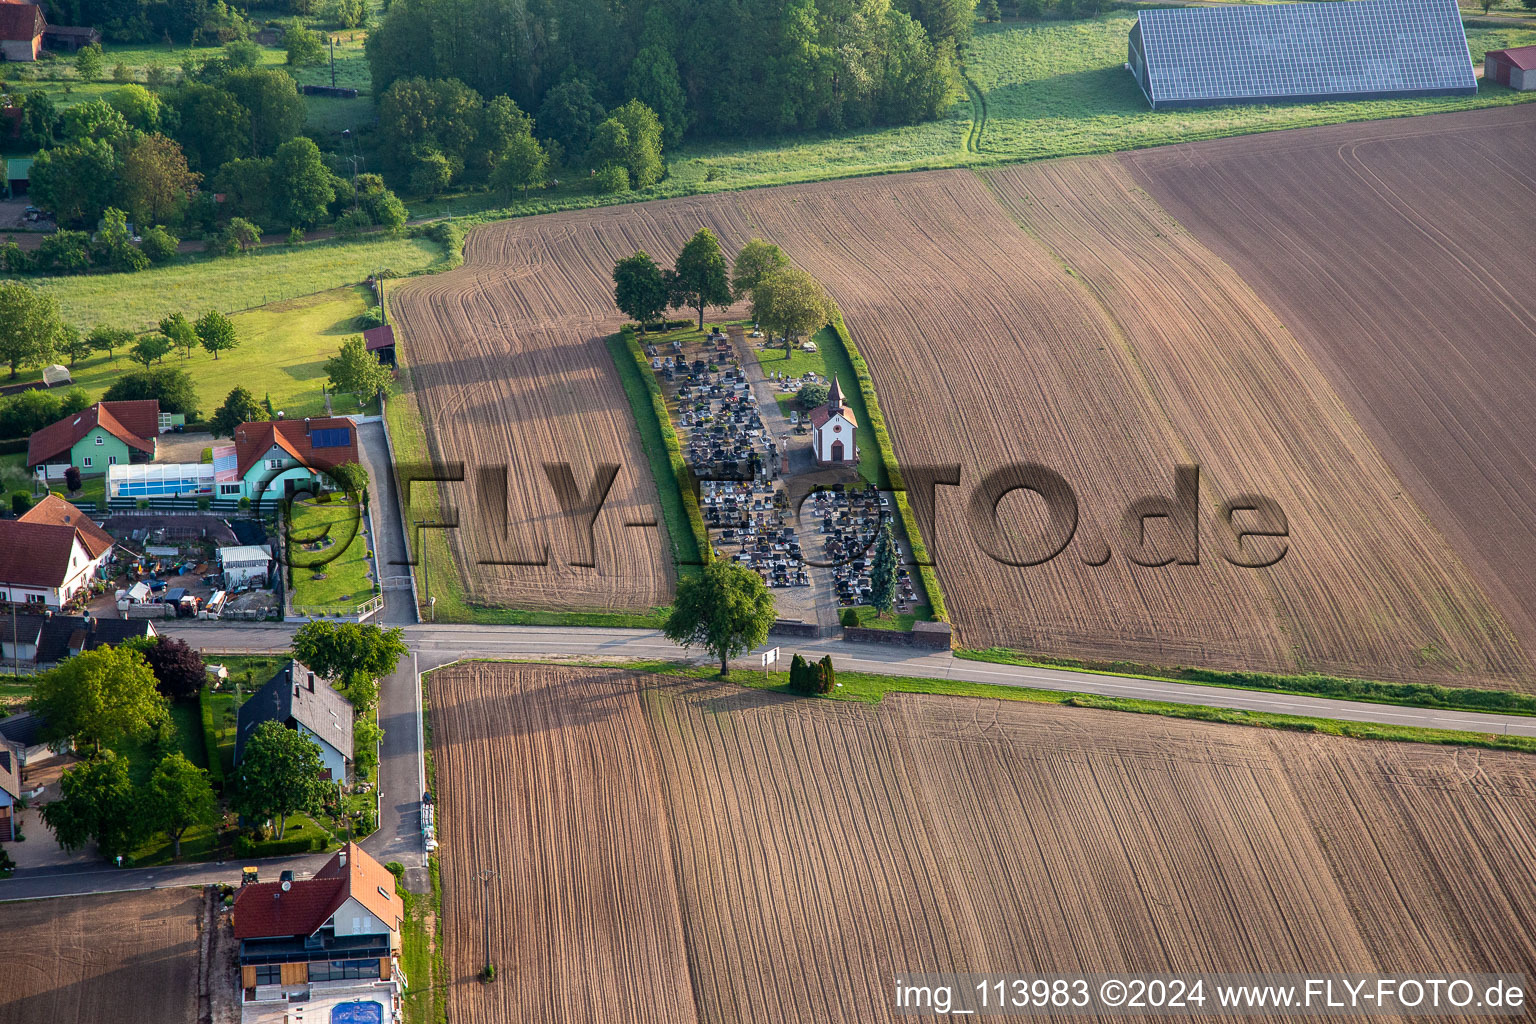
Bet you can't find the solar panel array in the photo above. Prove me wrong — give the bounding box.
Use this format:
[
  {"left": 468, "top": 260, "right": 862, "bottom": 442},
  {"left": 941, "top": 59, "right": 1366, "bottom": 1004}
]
[
  {"left": 1133, "top": 0, "right": 1476, "bottom": 108},
  {"left": 311, "top": 427, "right": 351, "bottom": 449}
]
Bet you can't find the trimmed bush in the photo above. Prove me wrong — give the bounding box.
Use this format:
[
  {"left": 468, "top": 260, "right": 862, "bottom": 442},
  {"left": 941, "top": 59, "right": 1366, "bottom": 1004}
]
[
  {"left": 840, "top": 607, "right": 859, "bottom": 627},
  {"left": 199, "top": 687, "right": 224, "bottom": 793}
]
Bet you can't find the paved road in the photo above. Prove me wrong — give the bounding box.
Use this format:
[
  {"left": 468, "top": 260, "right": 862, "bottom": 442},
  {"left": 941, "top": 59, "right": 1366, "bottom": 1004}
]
[
  {"left": 159, "top": 621, "right": 1536, "bottom": 739},
  {"left": 354, "top": 422, "right": 428, "bottom": 892}
]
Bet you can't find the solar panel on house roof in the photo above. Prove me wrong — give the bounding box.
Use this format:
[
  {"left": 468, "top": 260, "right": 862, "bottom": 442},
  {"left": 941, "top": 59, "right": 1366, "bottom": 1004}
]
[
  {"left": 311, "top": 427, "right": 351, "bottom": 449},
  {"left": 1130, "top": 0, "right": 1476, "bottom": 109}
]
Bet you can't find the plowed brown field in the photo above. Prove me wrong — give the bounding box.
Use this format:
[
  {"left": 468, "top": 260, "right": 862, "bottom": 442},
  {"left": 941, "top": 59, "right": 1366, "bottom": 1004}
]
[
  {"left": 432, "top": 663, "right": 1536, "bottom": 1024},
  {"left": 1125, "top": 103, "right": 1536, "bottom": 673},
  {"left": 396, "top": 111, "right": 1531, "bottom": 685},
  {"left": 389, "top": 201, "right": 745, "bottom": 611},
  {"left": 0, "top": 888, "right": 201, "bottom": 1023},
  {"left": 982, "top": 157, "right": 1528, "bottom": 685}
]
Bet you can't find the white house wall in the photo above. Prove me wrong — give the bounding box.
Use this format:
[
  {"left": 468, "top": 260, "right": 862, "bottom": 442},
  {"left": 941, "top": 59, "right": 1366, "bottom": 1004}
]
[{"left": 330, "top": 897, "right": 388, "bottom": 937}]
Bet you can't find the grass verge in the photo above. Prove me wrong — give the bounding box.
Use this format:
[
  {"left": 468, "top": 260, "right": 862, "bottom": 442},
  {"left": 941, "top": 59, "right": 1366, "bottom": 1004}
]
[
  {"left": 632, "top": 660, "right": 1536, "bottom": 755},
  {"left": 607, "top": 326, "right": 709, "bottom": 571},
  {"left": 957, "top": 647, "right": 1536, "bottom": 716}
]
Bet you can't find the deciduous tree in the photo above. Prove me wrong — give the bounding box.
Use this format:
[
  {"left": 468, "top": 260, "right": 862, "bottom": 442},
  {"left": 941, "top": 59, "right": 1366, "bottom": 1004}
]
[
  {"left": 284, "top": 20, "right": 326, "bottom": 66},
  {"left": 159, "top": 312, "right": 198, "bottom": 359},
  {"left": 88, "top": 325, "right": 134, "bottom": 361},
  {"left": 751, "top": 267, "right": 833, "bottom": 356},
  {"left": 131, "top": 334, "right": 173, "bottom": 367},
  {"left": 40, "top": 751, "right": 142, "bottom": 860},
  {"left": 663, "top": 560, "right": 776, "bottom": 676},
  {"left": 324, "top": 336, "right": 394, "bottom": 407},
  {"left": 291, "top": 621, "right": 408, "bottom": 711},
  {"left": 211, "top": 386, "right": 266, "bottom": 438},
  {"left": 196, "top": 310, "right": 239, "bottom": 360},
  {"left": 730, "top": 238, "right": 788, "bottom": 301},
  {"left": 59, "top": 326, "right": 93, "bottom": 367},
  {"left": 28, "top": 645, "right": 167, "bottom": 753},
  {"left": 103, "top": 366, "right": 199, "bottom": 417},
  {"left": 672, "top": 228, "right": 732, "bottom": 331},
  {"left": 0, "top": 281, "right": 62, "bottom": 379},
  {"left": 141, "top": 636, "right": 207, "bottom": 701},
  {"left": 123, "top": 133, "right": 200, "bottom": 227},
  {"left": 613, "top": 251, "right": 669, "bottom": 331},
  {"left": 145, "top": 752, "right": 219, "bottom": 858},
  {"left": 233, "top": 721, "right": 330, "bottom": 839}
]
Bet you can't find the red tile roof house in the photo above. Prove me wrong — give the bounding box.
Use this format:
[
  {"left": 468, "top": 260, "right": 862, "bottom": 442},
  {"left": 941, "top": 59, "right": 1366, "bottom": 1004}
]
[
  {"left": 26, "top": 399, "right": 159, "bottom": 482},
  {"left": 0, "top": 496, "right": 115, "bottom": 608},
  {"left": 225, "top": 417, "right": 359, "bottom": 502},
  {"left": 0, "top": 0, "right": 45, "bottom": 62},
  {"left": 233, "top": 843, "right": 404, "bottom": 1021}
]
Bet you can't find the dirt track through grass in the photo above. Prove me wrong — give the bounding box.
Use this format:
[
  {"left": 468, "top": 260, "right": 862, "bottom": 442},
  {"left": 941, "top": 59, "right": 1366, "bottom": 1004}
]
[{"left": 432, "top": 663, "right": 1536, "bottom": 1024}]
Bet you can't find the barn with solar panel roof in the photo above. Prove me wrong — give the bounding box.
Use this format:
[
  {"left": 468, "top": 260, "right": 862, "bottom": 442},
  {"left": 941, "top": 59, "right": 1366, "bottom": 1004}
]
[{"left": 1127, "top": 0, "right": 1477, "bottom": 109}]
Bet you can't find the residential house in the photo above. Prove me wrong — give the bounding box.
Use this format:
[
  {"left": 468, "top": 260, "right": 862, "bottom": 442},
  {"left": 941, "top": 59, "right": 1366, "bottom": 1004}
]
[
  {"left": 232, "top": 843, "right": 403, "bottom": 1021},
  {"left": 0, "top": 496, "right": 115, "bottom": 607},
  {"left": 33, "top": 612, "right": 156, "bottom": 670},
  {"left": 224, "top": 418, "right": 359, "bottom": 503},
  {"left": 235, "top": 660, "right": 354, "bottom": 783},
  {"left": 0, "top": 710, "right": 58, "bottom": 769},
  {"left": 0, "top": 0, "right": 44, "bottom": 62},
  {"left": 27, "top": 399, "right": 159, "bottom": 480},
  {"left": 0, "top": 613, "right": 46, "bottom": 666},
  {"left": 0, "top": 737, "right": 21, "bottom": 841}
]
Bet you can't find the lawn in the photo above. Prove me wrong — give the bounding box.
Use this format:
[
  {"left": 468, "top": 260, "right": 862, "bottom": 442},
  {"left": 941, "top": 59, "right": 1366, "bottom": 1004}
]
[
  {"left": 34, "top": 236, "right": 445, "bottom": 332},
  {"left": 842, "top": 604, "right": 934, "bottom": 631},
  {"left": 15, "top": 285, "right": 381, "bottom": 421},
  {"left": 749, "top": 324, "right": 881, "bottom": 486},
  {"left": 287, "top": 495, "right": 378, "bottom": 615}
]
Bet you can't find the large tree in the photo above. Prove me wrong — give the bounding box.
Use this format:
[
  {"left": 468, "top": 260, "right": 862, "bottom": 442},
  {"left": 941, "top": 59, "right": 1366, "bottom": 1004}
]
[
  {"left": 269, "top": 137, "right": 337, "bottom": 229},
  {"left": 233, "top": 721, "right": 330, "bottom": 839},
  {"left": 145, "top": 752, "right": 219, "bottom": 858},
  {"left": 591, "top": 100, "right": 664, "bottom": 190},
  {"left": 140, "top": 636, "right": 206, "bottom": 701},
  {"left": 103, "top": 366, "right": 200, "bottom": 417},
  {"left": 324, "top": 336, "right": 394, "bottom": 407},
  {"left": 87, "top": 325, "right": 134, "bottom": 362},
  {"left": 672, "top": 228, "right": 733, "bottom": 331},
  {"left": 159, "top": 312, "right": 198, "bottom": 360},
  {"left": 167, "top": 83, "right": 251, "bottom": 173},
  {"left": 211, "top": 386, "right": 267, "bottom": 438},
  {"left": 730, "top": 238, "right": 789, "bottom": 301},
  {"left": 751, "top": 266, "right": 834, "bottom": 356},
  {"left": 0, "top": 282, "right": 62, "bottom": 380},
  {"left": 26, "top": 138, "right": 121, "bottom": 229},
  {"left": 491, "top": 130, "right": 548, "bottom": 198},
  {"left": 123, "top": 133, "right": 200, "bottom": 227},
  {"left": 28, "top": 645, "right": 168, "bottom": 753},
  {"left": 663, "top": 560, "right": 776, "bottom": 676},
  {"left": 196, "top": 310, "right": 239, "bottom": 360},
  {"left": 40, "top": 751, "right": 142, "bottom": 860},
  {"left": 223, "top": 69, "right": 305, "bottom": 158},
  {"left": 132, "top": 333, "right": 172, "bottom": 368},
  {"left": 613, "top": 251, "right": 669, "bottom": 331},
  {"left": 291, "top": 621, "right": 409, "bottom": 712}
]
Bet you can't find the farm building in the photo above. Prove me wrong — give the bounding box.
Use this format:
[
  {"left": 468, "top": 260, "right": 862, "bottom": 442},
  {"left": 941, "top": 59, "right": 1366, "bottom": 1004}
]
[
  {"left": 1127, "top": 0, "right": 1476, "bottom": 109},
  {"left": 227, "top": 417, "right": 359, "bottom": 501},
  {"left": 42, "top": 23, "right": 99, "bottom": 50},
  {"left": 231, "top": 843, "right": 402, "bottom": 1020},
  {"left": 809, "top": 374, "right": 859, "bottom": 467},
  {"left": 234, "top": 660, "right": 353, "bottom": 783},
  {"left": 219, "top": 544, "right": 273, "bottom": 588},
  {"left": 1485, "top": 46, "right": 1536, "bottom": 90},
  {"left": 5, "top": 155, "right": 30, "bottom": 198},
  {"left": 0, "top": 0, "right": 44, "bottom": 62},
  {"left": 27, "top": 399, "right": 160, "bottom": 479},
  {"left": 363, "top": 324, "right": 395, "bottom": 367},
  {"left": 0, "top": 496, "right": 115, "bottom": 607}
]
